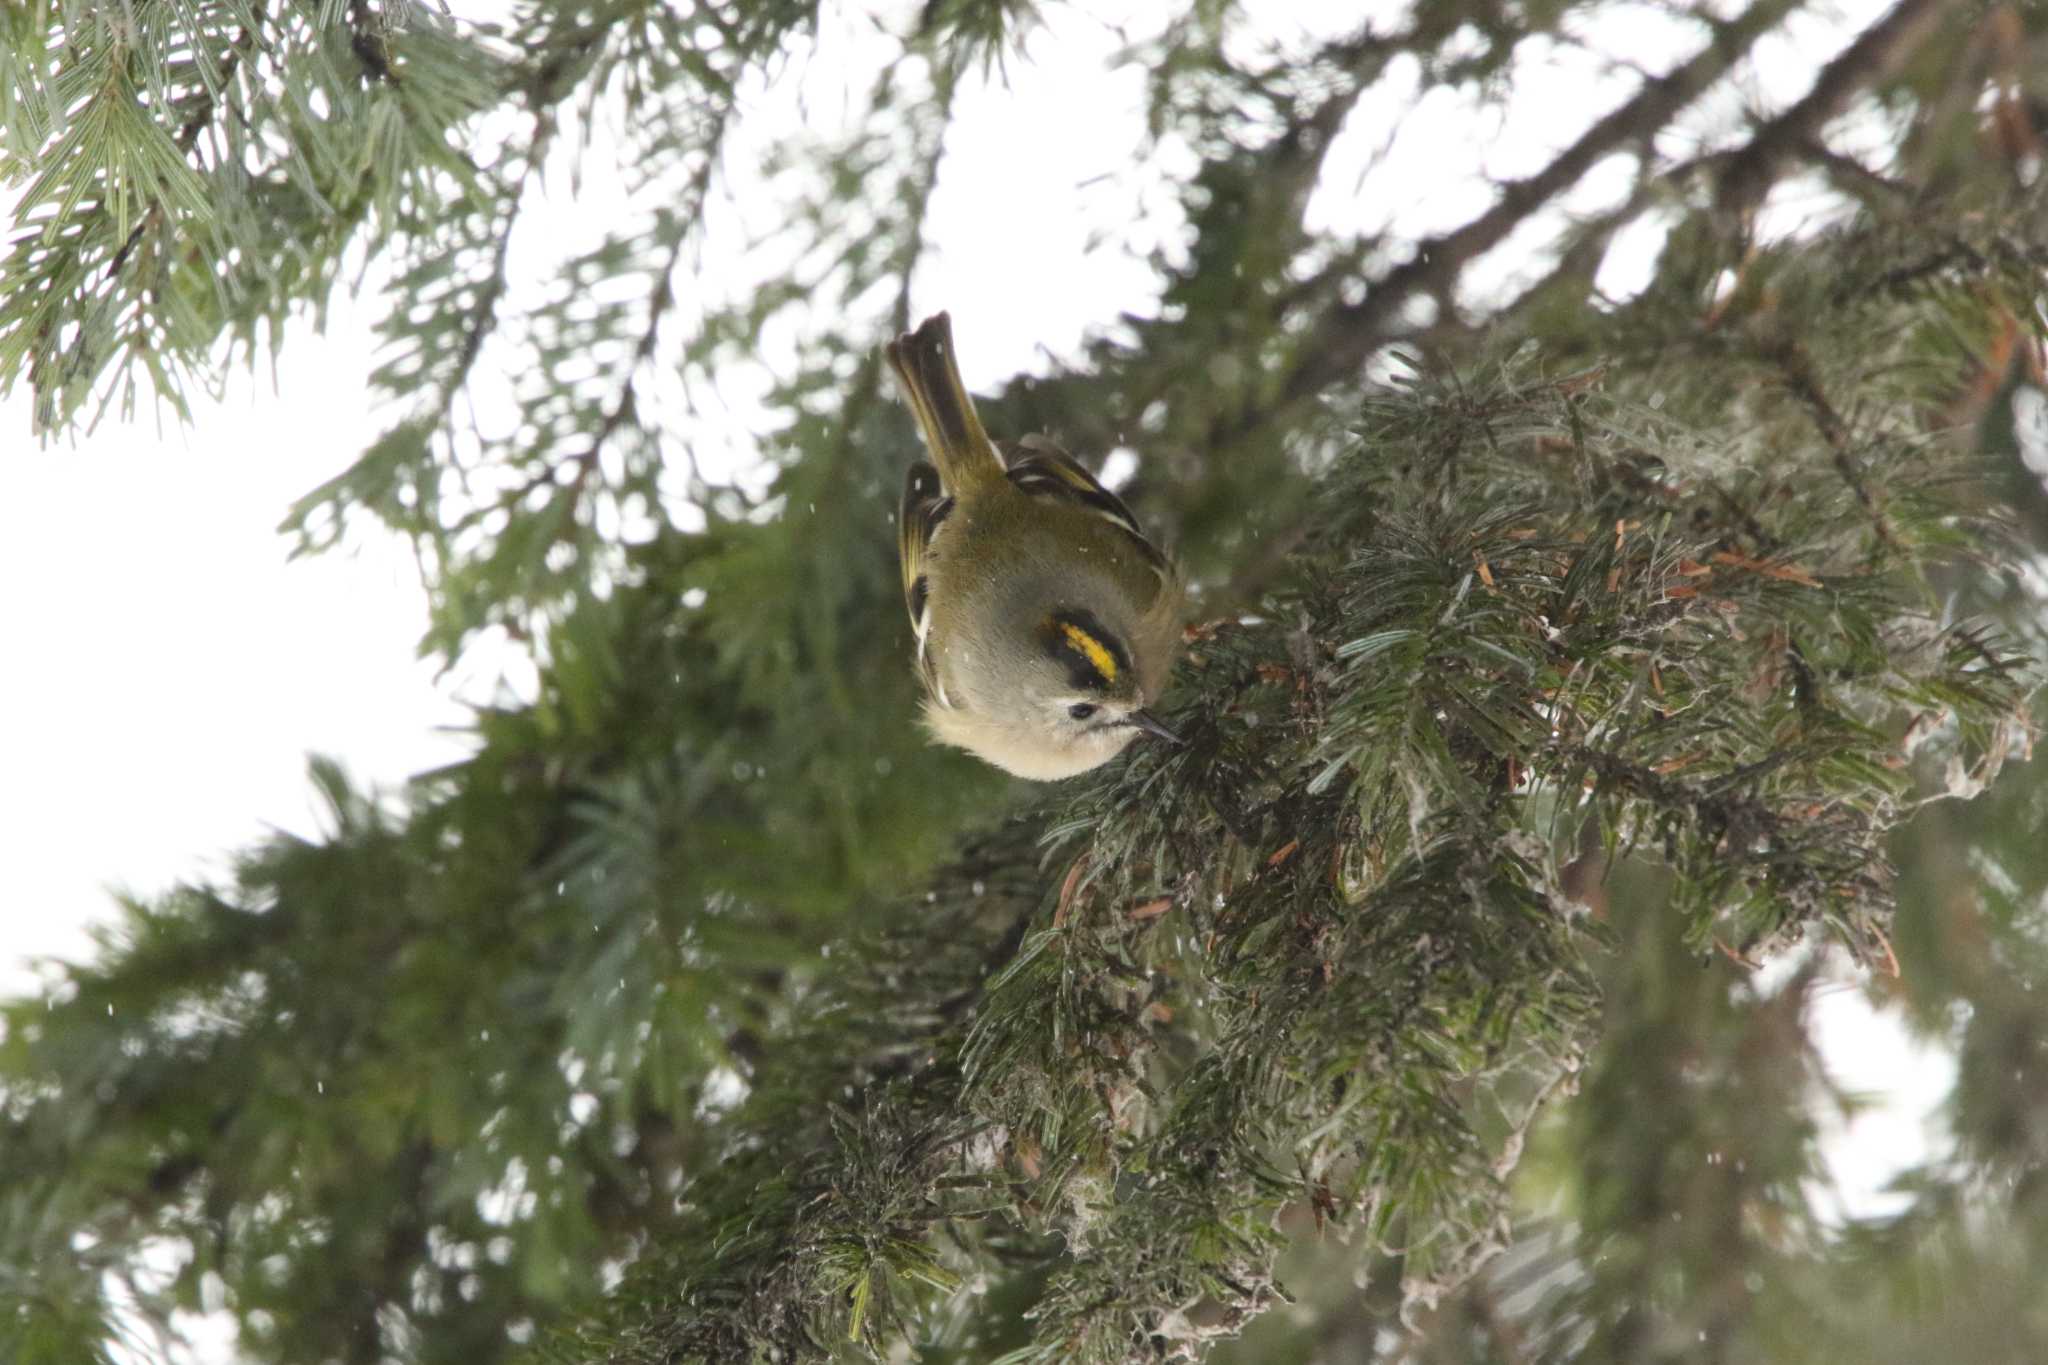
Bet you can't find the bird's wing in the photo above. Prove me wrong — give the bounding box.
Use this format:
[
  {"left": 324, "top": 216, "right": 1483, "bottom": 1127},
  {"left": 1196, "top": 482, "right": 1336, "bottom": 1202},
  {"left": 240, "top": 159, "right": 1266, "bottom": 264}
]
[
  {"left": 1001, "top": 435, "right": 1169, "bottom": 573},
  {"left": 898, "top": 460, "right": 954, "bottom": 696}
]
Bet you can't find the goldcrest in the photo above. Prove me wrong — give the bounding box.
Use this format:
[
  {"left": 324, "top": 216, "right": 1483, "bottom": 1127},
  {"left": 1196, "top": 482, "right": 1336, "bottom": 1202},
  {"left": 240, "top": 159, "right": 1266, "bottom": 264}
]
[{"left": 885, "top": 312, "right": 1183, "bottom": 779}]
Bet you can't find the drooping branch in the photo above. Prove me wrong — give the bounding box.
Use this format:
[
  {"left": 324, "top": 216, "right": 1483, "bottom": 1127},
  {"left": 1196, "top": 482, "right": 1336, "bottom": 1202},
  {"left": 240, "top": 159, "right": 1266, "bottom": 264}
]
[{"left": 105, "top": 18, "right": 262, "bottom": 279}]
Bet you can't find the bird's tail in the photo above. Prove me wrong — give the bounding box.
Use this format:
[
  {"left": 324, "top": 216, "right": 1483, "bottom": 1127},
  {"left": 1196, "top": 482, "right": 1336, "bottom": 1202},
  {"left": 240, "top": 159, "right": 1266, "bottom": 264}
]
[{"left": 884, "top": 312, "right": 1005, "bottom": 493}]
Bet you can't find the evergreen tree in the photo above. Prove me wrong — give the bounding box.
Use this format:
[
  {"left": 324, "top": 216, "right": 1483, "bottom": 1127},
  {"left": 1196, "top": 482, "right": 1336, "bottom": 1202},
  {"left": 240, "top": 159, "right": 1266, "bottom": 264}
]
[{"left": 4, "top": 2, "right": 2046, "bottom": 1362}]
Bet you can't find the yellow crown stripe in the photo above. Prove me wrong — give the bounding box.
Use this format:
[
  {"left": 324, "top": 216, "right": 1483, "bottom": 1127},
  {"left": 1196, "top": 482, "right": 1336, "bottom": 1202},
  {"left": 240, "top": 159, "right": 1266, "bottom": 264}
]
[{"left": 1059, "top": 621, "right": 1119, "bottom": 684}]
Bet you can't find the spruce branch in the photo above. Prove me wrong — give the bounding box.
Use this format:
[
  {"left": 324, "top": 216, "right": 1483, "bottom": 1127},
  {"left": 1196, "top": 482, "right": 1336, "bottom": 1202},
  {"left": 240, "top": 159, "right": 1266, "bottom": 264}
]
[
  {"left": 104, "top": 17, "right": 261, "bottom": 280},
  {"left": 553, "top": 356, "right": 2034, "bottom": 1363}
]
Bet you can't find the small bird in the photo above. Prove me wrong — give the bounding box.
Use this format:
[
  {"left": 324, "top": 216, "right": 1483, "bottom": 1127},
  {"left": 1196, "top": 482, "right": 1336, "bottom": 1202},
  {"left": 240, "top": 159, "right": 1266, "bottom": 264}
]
[{"left": 884, "top": 312, "right": 1184, "bottom": 780}]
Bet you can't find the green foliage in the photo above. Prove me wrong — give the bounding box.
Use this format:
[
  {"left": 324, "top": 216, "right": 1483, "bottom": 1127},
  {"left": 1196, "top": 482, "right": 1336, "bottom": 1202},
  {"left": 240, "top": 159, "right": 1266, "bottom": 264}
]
[
  {"left": 6, "top": 1, "right": 2048, "bottom": 1363},
  {"left": 547, "top": 335, "right": 2031, "bottom": 1360},
  {"left": 1, "top": 0, "right": 506, "bottom": 432}
]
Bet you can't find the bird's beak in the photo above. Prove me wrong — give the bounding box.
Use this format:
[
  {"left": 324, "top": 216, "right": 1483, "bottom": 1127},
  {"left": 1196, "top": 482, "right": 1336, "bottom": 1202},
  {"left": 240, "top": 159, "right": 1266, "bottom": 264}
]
[{"left": 1128, "top": 709, "right": 1182, "bottom": 744}]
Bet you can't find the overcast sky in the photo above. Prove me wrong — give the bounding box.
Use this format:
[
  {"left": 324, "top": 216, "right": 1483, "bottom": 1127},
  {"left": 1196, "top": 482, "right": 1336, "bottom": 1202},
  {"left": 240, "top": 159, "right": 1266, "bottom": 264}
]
[{"left": 0, "top": 307, "right": 473, "bottom": 1001}]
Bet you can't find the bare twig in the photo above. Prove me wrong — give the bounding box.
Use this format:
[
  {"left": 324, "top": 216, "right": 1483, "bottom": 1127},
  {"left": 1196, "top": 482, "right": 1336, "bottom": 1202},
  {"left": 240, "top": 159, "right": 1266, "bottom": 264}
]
[
  {"left": 1795, "top": 139, "right": 1916, "bottom": 209},
  {"left": 1761, "top": 337, "right": 1894, "bottom": 545}
]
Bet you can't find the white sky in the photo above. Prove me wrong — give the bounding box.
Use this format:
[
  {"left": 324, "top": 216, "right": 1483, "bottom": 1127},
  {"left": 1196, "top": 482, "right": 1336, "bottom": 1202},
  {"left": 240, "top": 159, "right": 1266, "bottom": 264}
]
[
  {"left": 0, "top": 0, "right": 1962, "bottom": 1355},
  {"left": 0, "top": 303, "right": 473, "bottom": 1001}
]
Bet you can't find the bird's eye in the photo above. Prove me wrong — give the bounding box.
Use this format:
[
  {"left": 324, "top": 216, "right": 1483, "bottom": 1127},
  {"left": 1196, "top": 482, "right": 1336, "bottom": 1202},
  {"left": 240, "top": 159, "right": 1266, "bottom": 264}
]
[{"left": 1067, "top": 703, "right": 1099, "bottom": 721}]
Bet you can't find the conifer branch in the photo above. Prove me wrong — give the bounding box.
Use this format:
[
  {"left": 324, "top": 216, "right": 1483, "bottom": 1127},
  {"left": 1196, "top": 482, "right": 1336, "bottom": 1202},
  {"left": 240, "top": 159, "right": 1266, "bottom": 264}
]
[
  {"left": 105, "top": 20, "right": 261, "bottom": 279},
  {"left": 551, "top": 351, "right": 2035, "bottom": 1361}
]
